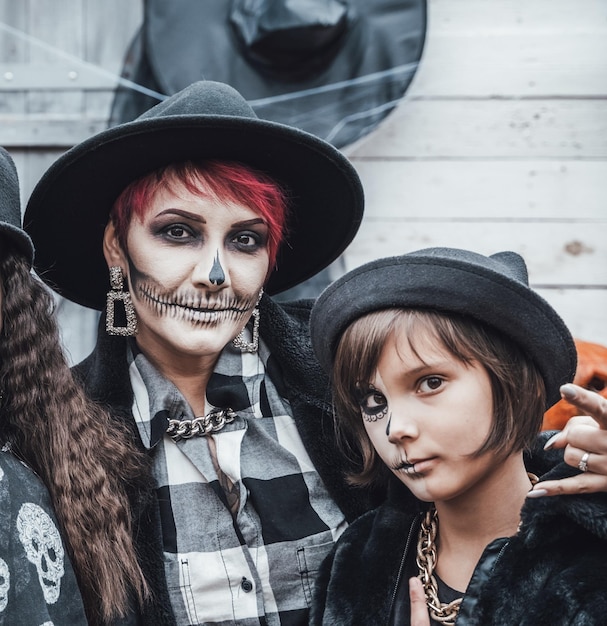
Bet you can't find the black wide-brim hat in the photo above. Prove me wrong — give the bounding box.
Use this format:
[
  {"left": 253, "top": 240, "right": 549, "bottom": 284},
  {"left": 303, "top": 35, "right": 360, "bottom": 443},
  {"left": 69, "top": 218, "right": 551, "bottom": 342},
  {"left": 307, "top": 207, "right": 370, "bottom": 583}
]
[
  {"left": 24, "top": 80, "right": 364, "bottom": 310},
  {"left": 310, "top": 247, "right": 577, "bottom": 408},
  {"left": 110, "top": 0, "right": 426, "bottom": 148},
  {"left": 0, "top": 147, "right": 34, "bottom": 265}
]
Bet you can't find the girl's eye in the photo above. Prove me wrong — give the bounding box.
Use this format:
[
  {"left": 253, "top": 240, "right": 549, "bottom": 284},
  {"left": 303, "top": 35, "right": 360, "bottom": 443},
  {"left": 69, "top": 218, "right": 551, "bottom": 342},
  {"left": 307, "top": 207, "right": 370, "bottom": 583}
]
[
  {"left": 419, "top": 376, "right": 444, "bottom": 393},
  {"left": 358, "top": 388, "right": 388, "bottom": 422}
]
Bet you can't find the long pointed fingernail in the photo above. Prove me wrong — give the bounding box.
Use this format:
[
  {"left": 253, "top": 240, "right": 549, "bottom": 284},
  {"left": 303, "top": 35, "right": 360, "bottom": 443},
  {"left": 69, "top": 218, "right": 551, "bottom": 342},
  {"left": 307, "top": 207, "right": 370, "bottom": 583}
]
[
  {"left": 560, "top": 384, "right": 577, "bottom": 401},
  {"left": 543, "top": 432, "right": 561, "bottom": 450},
  {"left": 526, "top": 488, "right": 548, "bottom": 498}
]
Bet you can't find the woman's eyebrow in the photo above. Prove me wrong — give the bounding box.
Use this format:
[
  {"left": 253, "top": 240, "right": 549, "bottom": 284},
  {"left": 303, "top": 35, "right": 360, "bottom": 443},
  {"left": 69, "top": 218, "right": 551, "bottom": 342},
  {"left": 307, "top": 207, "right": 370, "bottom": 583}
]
[
  {"left": 154, "top": 208, "right": 206, "bottom": 222},
  {"left": 231, "top": 218, "right": 266, "bottom": 228}
]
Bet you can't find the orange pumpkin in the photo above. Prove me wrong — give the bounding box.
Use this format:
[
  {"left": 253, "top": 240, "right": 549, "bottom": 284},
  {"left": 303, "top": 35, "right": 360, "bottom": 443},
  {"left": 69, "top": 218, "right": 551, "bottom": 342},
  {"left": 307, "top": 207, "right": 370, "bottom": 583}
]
[{"left": 542, "top": 339, "right": 607, "bottom": 431}]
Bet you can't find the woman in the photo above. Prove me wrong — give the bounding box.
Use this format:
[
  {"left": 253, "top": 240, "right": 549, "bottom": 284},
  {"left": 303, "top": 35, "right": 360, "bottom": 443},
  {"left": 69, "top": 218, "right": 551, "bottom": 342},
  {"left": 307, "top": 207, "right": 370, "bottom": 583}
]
[
  {"left": 25, "top": 81, "right": 370, "bottom": 626},
  {"left": 308, "top": 248, "right": 607, "bottom": 625},
  {"left": 23, "top": 82, "right": 607, "bottom": 625},
  {"left": 0, "top": 147, "right": 148, "bottom": 625}
]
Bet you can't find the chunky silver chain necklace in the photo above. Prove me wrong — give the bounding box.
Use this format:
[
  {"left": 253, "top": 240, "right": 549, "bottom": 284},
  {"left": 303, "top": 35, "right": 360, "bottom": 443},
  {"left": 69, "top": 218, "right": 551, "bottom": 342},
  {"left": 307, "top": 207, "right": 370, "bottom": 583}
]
[{"left": 166, "top": 408, "right": 237, "bottom": 442}]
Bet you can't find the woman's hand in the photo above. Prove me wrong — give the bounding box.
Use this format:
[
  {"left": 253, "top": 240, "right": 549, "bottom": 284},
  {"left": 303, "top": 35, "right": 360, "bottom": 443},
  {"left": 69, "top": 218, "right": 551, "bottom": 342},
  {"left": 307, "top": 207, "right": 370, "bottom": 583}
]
[
  {"left": 529, "top": 383, "right": 607, "bottom": 496},
  {"left": 409, "top": 577, "right": 431, "bottom": 626}
]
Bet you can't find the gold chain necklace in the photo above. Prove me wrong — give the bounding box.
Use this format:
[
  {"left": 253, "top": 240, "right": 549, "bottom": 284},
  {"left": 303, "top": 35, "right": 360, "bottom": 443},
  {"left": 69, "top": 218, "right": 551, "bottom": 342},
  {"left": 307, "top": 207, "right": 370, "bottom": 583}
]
[
  {"left": 416, "top": 507, "right": 462, "bottom": 625},
  {"left": 415, "top": 473, "right": 539, "bottom": 624}
]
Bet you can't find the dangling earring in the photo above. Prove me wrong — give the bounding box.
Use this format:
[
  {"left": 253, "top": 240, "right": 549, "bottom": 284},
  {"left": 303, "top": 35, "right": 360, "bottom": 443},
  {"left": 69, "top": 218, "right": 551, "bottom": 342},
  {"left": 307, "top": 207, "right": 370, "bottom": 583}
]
[
  {"left": 105, "top": 266, "right": 138, "bottom": 336},
  {"left": 232, "top": 289, "right": 263, "bottom": 353}
]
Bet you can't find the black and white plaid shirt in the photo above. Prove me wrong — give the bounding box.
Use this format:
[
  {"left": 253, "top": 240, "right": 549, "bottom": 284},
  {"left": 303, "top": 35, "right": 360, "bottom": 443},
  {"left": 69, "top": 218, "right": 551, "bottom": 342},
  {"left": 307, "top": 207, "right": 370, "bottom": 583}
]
[{"left": 127, "top": 333, "right": 347, "bottom": 626}]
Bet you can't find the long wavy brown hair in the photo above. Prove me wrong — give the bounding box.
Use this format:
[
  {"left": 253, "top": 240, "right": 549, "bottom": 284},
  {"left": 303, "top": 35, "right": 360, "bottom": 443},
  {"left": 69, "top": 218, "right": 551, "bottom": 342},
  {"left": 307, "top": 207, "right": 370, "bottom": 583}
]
[{"left": 0, "top": 240, "right": 150, "bottom": 624}]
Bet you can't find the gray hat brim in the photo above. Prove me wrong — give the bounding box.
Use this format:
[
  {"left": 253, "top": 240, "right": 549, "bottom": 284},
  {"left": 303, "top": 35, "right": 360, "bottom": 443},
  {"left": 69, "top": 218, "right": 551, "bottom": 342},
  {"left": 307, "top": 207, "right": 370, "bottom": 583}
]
[{"left": 310, "top": 248, "right": 576, "bottom": 408}]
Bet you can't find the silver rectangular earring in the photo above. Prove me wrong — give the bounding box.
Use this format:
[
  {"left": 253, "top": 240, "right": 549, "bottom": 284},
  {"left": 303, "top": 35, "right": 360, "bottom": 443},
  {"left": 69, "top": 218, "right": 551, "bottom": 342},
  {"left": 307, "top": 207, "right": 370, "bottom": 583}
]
[
  {"left": 232, "top": 290, "right": 262, "bottom": 353},
  {"left": 106, "top": 266, "right": 138, "bottom": 336}
]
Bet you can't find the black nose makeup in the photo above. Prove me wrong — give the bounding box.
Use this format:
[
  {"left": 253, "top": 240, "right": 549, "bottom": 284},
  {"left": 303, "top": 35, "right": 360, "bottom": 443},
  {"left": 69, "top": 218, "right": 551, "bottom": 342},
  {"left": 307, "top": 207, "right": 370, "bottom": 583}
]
[{"left": 209, "top": 252, "right": 225, "bottom": 285}]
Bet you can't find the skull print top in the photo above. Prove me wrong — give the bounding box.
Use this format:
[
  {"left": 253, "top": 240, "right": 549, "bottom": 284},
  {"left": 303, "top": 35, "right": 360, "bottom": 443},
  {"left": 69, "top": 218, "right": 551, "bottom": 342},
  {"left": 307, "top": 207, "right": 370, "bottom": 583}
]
[{"left": 0, "top": 447, "right": 87, "bottom": 625}]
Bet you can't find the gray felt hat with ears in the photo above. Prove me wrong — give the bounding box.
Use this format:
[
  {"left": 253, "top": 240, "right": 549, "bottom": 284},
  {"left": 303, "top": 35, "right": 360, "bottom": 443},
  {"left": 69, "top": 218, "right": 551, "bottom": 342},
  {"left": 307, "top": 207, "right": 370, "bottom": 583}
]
[
  {"left": 0, "top": 147, "right": 34, "bottom": 266},
  {"left": 310, "top": 247, "right": 577, "bottom": 408},
  {"left": 24, "top": 80, "right": 364, "bottom": 310}
]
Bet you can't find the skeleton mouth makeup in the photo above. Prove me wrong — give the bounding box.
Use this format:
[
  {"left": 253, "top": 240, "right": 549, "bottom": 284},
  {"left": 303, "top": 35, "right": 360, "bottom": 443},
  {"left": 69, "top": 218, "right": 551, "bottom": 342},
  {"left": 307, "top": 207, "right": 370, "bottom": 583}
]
[
  {"left": 138, "top": 283, "right": 256, "bottom": 325},
  {"left": 390, "top": 451, "right": 421, "bottom": 475},
  {"left": 391, "top": 460, "right": 419, "bottom": 476},
  {"left": 391, "top": 459, "right": 413, "bottom": 472},
  {"left": 125, "top": 255, "right": 258, "bottom": 326},
  {"left": 391, "top": 458, "right": 436, "bottom": 476}
]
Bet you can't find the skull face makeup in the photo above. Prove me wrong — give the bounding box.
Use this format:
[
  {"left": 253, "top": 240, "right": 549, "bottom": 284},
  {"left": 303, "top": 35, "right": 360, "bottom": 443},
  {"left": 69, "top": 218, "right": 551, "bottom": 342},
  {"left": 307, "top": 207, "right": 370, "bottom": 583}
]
[
  {"left": 0, "top": 557, "right": 9, "bottom": 612},
  {"left": 209, "top": 252, "right": 226, "bottom": 286},
  {"left": 104, "top": 180, "right": 270, "bottom": 366},
  {"left": 17, "top": 503, "right": 65, "bottom": 605}
]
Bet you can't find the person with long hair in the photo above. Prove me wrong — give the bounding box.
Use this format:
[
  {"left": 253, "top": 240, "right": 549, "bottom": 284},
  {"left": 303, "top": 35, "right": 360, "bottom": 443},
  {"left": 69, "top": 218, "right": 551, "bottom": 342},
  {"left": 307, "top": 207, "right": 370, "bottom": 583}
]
[
  {"left": 309, "top": 248, "right": 607, "bottom": 625},
  {"left": 23, "top": 82, "right": 607, "bottom": 625},
  {"left": 24, "top": 81, "right": 368, "bottom": 625},
  {"left": 0, "top": 146, "right": 149, "bottom": 625}
]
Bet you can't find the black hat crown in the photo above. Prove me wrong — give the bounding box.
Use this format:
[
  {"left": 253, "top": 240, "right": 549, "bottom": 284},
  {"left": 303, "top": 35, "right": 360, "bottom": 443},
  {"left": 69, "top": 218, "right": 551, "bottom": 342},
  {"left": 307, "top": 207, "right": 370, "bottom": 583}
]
[
  {"left": 0, "top": 147, "right": 34, "bottom": 265},
  {"left": 310, "top": 247, "right": 576, "bottom": 408},
  {"left": 139, "top": 81, "right": 258, "bottom": 120},
  {"left": 24, "top": 80, "right": 363, "bottom": 309}
]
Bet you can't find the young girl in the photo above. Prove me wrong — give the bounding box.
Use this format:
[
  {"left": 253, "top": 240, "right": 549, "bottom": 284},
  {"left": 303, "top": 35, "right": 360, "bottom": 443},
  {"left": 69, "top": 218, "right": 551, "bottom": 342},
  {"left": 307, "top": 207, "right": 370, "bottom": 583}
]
[
  {"left": 309, "top": 247, "right": 607, "bottom": 625},
  {"left": 0, "top": 147, "right": 149, "bottom": 625}
]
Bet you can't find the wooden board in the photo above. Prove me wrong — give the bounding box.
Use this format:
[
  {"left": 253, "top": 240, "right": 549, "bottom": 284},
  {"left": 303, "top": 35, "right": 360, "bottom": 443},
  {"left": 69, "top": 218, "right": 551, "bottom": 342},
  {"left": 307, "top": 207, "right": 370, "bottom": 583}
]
[
  {"left": 343, "top": 221, "right": 607, "bottom": 284},
  {"left": 346, "top": 100, "right": 607, "bottom": 159},
  {"left": 352, "top": 160, "right": 607, "bottom": 219},
  {"left": 411, "top": 0, "right": 607, "bottom": 97},
  {"left": 1, "top": 0, "right": 606, "bottom": 359}
]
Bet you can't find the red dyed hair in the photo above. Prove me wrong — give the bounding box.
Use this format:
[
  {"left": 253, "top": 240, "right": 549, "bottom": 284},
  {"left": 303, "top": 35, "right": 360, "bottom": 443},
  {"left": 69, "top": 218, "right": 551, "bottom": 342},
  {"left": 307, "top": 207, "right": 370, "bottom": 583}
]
[{"left": 110, "top": 160, "right": 289, "bottom": 269}]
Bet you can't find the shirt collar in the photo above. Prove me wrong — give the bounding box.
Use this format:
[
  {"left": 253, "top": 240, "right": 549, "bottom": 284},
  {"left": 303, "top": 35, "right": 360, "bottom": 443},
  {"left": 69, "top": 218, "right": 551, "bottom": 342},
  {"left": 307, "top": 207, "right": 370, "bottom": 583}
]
[{"left": 127, "top": 336, "right": 266, "bottom": 449}]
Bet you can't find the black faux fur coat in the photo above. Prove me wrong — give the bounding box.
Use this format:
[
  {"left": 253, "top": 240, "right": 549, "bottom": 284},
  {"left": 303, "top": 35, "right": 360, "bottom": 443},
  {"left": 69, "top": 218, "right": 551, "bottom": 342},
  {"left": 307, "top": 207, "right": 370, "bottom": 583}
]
[
  {"left": 310, "top": 458, "right": 607, "bottom": 626},
  {"left": 73, "top": 296, "right": 383, "bottom": 625}
]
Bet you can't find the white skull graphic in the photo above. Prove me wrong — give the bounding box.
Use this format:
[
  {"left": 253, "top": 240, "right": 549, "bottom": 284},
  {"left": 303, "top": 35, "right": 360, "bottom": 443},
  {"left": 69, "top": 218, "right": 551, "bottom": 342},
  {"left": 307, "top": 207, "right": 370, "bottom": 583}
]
[
  {"left": 0, "top": 557, "right": 9, "bottom": 612},
  {"left": 16, "top": 503, "right": 65, "bottom": 604}
]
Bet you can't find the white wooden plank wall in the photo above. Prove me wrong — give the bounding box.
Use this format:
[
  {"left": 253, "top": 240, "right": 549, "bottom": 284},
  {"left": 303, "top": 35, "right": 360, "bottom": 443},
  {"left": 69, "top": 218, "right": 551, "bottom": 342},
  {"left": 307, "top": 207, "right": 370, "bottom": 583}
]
[
  {"left": 0, "top": 0, "right": 143, "bottom": 363},
  {"left": 0, "top": 0, "right": 605, "bottom": 361},
  {"left": 345, "top": 0, "right": 607, "bottom": 347}
]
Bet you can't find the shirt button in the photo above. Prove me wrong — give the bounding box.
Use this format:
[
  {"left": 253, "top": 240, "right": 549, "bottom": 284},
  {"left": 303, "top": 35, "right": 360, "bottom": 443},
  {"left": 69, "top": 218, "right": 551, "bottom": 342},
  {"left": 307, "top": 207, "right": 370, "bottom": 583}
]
[{"left": 241, "top": 577, "right": 253, "bottom": 592}]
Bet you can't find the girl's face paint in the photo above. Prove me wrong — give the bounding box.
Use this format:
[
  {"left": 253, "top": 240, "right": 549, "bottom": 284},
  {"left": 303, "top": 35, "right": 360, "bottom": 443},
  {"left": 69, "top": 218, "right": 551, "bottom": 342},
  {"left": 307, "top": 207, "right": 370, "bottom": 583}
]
[
  {"left": 357, "top": 330, "right": 496, "bottom": 505},
  {"left": 111, "top": 180, "right": 270, "bottom": 366}
]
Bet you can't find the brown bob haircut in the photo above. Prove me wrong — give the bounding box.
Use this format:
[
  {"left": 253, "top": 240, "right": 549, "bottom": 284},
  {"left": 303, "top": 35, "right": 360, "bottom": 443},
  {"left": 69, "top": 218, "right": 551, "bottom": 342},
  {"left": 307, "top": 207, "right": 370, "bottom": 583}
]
[{"left": 332, "top": 308, "right": 546, "bottom": 487}]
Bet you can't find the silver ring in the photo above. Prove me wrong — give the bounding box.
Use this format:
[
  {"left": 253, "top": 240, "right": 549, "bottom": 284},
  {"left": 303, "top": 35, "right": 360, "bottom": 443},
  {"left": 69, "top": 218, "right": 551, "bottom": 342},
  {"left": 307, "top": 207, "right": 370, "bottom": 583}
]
[{"left": 578, "top": 451, "right": 590, "bottom": 473}]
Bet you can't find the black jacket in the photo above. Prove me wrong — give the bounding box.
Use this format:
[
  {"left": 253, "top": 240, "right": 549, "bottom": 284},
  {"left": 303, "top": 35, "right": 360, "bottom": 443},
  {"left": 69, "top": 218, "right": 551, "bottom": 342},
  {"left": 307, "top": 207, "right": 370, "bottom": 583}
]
[
  {"left": 310, "top": 454, "right": 607, "bottom": 626},
  {"left": 73, "top": 296, "right": 383, "bottom": 624},
  {"left": 0, "top": 451, "right": 89, "bottom": 625}
]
